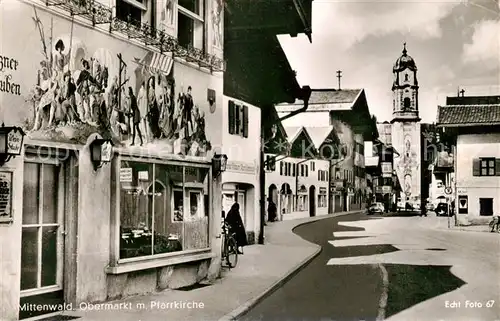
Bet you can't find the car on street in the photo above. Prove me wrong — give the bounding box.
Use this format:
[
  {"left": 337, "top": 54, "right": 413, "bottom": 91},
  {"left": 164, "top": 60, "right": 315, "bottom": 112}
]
[
  {"left": 435, "top": 203, "right": 450, "bottom": 216},
  {"left": 367, "top": 202, "right": 384, "bottom": 215}
]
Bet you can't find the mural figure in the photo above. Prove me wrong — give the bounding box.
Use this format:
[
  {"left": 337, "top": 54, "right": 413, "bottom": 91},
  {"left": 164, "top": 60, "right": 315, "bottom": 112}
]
[
  {"left": 128, "top": 86, "right": 143, "bottom": 146},
  {"left": 137, "top": 81, "right": 149, "bottom": 142},
  {"left": 404, "top": 174, "right": 412, "bottom": 196},
  {"left": 212, "top": 0, "right": 223, "bottom": 48},
  {"left": 146, "top": 76, "right": 161, "bottom": 140},
  {"left": 161, "top": 0, "right": 174, "bottom": 26}
]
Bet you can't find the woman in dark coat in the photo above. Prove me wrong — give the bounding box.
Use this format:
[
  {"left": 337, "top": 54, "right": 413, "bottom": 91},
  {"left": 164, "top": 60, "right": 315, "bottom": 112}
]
[{"left": 225, "top": 203, "right": 247, "bottom": 254}]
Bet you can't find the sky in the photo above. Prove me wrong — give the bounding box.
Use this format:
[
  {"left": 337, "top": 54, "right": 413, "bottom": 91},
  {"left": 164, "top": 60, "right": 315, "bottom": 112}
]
[{"left": 278, "top": 0, "right": 500, "bottom": 124}]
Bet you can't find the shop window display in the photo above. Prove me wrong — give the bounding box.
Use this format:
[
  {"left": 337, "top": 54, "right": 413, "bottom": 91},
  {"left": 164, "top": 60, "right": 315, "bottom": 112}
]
[{"left": 119, "top": 160, "right": 209, "bottom": 259}]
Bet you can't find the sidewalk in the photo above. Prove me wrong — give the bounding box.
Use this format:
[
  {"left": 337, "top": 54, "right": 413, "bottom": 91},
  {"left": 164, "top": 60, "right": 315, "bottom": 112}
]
[
  {"left": 57, "top": 210, "right": 361, "bottom": 321},
  {"left": 423, "top": 213, "right": 494, "bottom": 233}
]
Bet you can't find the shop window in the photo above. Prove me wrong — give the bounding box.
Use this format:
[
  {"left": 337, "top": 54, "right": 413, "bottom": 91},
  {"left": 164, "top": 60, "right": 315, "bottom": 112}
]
[
  {"left": 116, "top": 0, "right": 146, "bottom": 28},
  {"left": 119, "top": 161, "right": 209, "bottom": 260},
  {"left": 178, "top": 0, "right": 204, "bottom": 50}
]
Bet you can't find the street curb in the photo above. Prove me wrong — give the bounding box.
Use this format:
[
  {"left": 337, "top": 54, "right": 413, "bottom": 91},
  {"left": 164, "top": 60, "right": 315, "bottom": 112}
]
[{"left": 217, "top": 210, "right": 362, "bottom": 321}]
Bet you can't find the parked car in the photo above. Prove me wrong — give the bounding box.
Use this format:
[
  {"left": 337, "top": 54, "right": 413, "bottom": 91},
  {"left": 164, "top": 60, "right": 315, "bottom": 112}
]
[
  {"left": 435, "top": 203, "right": 450, "bottom": 216},
  {"left": 368, "top": 202, "right": 384, "bottom": 215}
]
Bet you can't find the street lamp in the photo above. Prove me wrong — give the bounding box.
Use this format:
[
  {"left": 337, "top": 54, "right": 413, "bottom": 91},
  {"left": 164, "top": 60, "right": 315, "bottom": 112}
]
[
  {"left": 0, "top": 125, "right": 25, "bottom": 166},
  {"left": 89, "top": 138, "right": 114, "bottom": 171},
  {"left": 212, "top": 153, "right": 228, "bottom": 178}
]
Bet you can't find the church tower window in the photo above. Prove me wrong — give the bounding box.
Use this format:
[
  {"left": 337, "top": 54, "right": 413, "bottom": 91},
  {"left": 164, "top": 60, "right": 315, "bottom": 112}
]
[{"left": 404, "top": 97, "right": 411, "bottom": 110}]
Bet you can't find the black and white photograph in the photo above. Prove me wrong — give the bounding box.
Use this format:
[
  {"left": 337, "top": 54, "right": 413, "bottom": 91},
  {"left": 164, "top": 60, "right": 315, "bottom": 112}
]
[{"left": 0, "top": 0, "right": 499, "bottom": 320}]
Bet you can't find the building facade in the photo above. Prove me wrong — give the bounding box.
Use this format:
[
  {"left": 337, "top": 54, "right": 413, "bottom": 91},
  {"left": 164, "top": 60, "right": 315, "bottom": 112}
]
[
  {"left": 0, "top": 0, "right": 226, "bottom": 319},
  {"left": 221, "top": 96, "right": 260, "bottom": 244},
  {"left": 437, "top": 94, "right": 500, "bottom": 225},
  {"left": 265, "top": 126, "right": 330, "bottom": 220}
]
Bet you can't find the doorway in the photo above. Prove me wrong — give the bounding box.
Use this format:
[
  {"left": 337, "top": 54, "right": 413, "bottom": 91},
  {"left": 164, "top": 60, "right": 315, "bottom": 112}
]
[
  {"left": 309, "top": 186, "right": 316, "bottom": 217},
  {"left": 20, "top": 161, "right": 66, "bottom": 319},
  {"left": 268, "top": 184, "right": 278, "bottom": 205}
]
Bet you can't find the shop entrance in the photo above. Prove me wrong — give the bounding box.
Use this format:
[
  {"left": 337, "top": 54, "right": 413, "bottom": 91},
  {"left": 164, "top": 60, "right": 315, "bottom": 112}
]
[{"left": 20, "top": 160, "right": 66, "bottom": 319}]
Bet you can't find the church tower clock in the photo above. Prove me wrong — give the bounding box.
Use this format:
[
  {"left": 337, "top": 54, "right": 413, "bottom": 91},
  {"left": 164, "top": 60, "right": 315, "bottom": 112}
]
[
  {"left": 392, "top": 43, "right": 420, "bottom": 122},
  {"left": 390, "top": 43, "right": 422, "bottom": 208}
]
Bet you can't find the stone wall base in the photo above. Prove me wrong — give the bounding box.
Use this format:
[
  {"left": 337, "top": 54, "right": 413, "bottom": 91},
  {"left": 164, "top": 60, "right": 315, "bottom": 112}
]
[{"left": 106, "top": 260, "right": 210, "bottom": 301}]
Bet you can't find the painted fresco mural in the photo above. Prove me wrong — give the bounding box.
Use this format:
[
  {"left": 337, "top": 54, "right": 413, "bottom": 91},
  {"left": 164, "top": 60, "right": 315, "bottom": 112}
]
[
  {"left": 0, "top": 2, "right": 216, "bottom": 156},
  {"left": 212, "top": 0, "right": 223, "bottom": 49},
  {"left": 393, "top": 123, "right": 421, "bottom": 202}
]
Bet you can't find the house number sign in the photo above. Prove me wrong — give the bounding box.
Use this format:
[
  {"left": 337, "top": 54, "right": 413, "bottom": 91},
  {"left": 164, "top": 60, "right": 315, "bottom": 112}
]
[{"left": 0, "top": 172, "right": 12, "bottom": 223}]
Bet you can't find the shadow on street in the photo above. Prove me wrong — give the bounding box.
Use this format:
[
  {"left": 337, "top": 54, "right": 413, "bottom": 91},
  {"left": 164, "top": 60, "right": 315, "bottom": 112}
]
[{"left": 239, "top": 213, "right": 467, "bottom": 321}]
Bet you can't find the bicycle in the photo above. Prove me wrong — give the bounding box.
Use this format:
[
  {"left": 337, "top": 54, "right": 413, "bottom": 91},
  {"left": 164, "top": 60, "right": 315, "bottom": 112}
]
[{"left": 221, "top": 220, "right": 238, "bottom": 268}]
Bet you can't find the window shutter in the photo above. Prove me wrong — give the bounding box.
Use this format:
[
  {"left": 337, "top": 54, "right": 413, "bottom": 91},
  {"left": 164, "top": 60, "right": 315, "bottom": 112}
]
[
  {"left": 228, "top": 101, "right": 235, "bottom": 134},
  {"left": 496, "top": 159, "right": 500, "bottom": 176},
  {"left": 292, "top": 164, "right": 296, "bottom": 176},
  {"left": 280, "top": 161, "right": 283, "bottom": 175},
  {"left": 305, "top": 165, "right": 309, "bottom": 177},
  {"left": 242, "top": 105, "right": 249, "bottom": 138},
  {"left": 472, "top": 158, "right": 480, "bottom": 176}
]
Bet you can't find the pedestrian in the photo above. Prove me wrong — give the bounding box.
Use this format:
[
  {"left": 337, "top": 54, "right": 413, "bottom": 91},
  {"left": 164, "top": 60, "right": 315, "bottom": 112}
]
[
  {"left": 267, "top": 198, "right": 277, "bottom": 222},
  {"left": 225, "top": 203, "right": 247, "bottom": 254}
]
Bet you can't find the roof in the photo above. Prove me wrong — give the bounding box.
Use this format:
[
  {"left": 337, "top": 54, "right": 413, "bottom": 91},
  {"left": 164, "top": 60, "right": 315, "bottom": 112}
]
[
  {"left": 275, "top": 88, "right": 363, "bottom": 112},
  {"left": 437, "top": 104, "right": 500, "bottom": 126},
  {"left": 283, "top": 126, "right": 302, "bottom": 143},
  {"left": 305, "top": 126, "right": 337, "bottom": 148}
]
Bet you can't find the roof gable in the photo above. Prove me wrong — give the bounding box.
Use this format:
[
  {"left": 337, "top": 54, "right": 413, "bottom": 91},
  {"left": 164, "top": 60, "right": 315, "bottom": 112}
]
[
  {"left": 306, "top": 126, "right": 339, "bottom": 148},
  {"left": 275, "top": 88, "right": 363, "bottom": 112}
]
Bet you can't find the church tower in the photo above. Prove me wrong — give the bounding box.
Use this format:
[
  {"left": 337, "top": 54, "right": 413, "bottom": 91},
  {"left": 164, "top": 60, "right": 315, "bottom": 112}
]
[
  {"left": 390, "top": 43, "right": 422, "bottom": 206},
  {"left": 392, "top": 43, "right": 420, "bottom": 121}
]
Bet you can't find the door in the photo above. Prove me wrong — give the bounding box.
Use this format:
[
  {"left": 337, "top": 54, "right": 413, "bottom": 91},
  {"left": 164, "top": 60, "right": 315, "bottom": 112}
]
[
  {"left": 237, "top": 191, "right": 246, "bottom": 225},
  {"left": 309, "top": 186, "right": 316, "bottom": 217},
  {"left": 20, "top": 161, "right": 65, "bottom": 319}
]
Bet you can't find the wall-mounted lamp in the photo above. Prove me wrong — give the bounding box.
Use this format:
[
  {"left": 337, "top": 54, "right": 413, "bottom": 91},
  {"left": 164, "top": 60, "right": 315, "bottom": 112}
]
[
  {"left": 207, "top": 88, "right": 216, "bottom": 110},
  {"left": 212, "top": 153, "right": 228, "bottom": 178},
  {"left": 0, "top": 124, "right": 25, "bottom": 166},
  {"left": 271, "top": 124, "right": 277, "bottom": 139},
  {"left": 90, "top": 138, "right": 114, "bottom": 170}
]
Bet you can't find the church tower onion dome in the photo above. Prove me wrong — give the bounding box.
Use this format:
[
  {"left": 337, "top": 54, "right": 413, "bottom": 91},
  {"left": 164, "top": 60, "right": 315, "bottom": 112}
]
[{"left": 393, "top": 44, "right": 417, "bottom": 72}]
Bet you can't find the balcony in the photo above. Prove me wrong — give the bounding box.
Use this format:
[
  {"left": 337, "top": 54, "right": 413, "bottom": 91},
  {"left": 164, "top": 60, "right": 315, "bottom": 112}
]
[{"left": 42, "top": 0, "right": 225, "bottom": 71}]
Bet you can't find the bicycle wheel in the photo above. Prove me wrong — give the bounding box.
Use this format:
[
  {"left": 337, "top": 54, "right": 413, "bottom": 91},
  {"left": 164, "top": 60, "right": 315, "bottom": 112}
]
[{"left": 226, "top": 237, "right": 238, "bottom": 268}]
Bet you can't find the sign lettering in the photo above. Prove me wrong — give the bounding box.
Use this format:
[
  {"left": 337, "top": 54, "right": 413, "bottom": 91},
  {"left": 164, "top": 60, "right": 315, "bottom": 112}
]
[
  {"left": 7, "top": 129, "right": 23, "bottom": 154},
  {"left": 0, "top": 172, "right": 12, "bottom": 220},
  {"left": 226, "top": 161, "right": 256, "bottom": 174},
  {"left": 0, "top": 54, "right": 21, "bottom": 96},
  {"left": 120, "top": 168, "right": 133, "bottom": 182}
]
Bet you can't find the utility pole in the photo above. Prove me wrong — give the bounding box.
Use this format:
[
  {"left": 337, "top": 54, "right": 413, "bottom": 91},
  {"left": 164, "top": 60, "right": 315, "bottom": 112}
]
[{"left": 336, "top": 70, "right": 342, "bottom": 90}]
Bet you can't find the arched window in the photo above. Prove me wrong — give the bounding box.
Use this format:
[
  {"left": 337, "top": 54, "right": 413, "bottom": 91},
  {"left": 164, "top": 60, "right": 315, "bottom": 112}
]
[{"left": 403, "top": 97, "right": 411, "bottom": 110}]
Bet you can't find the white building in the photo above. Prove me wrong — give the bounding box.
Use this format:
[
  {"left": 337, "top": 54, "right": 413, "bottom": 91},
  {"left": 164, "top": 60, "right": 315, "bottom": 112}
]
[
  {"left": 221, "top": 96, "right": 261, "bottom": 243},
  {"left": 275, "top": 88, "right": 376, "bottom": 213},
  {"left": 265, "top": 126, "right": 330, "bottom": 220},
  {"left": 437, "top": 94, "right": 500, "bottom": 225}
]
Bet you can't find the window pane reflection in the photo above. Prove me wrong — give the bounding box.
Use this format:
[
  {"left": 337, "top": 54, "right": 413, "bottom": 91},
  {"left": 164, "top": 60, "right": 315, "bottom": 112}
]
[{"left": 119, "top": 162, "right": 210, "bottom": 259}]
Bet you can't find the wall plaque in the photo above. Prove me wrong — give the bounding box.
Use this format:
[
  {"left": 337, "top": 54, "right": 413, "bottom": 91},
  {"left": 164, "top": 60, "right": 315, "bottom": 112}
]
[{"left": 0, "top": 172, "right": 12, "bottom": 223}]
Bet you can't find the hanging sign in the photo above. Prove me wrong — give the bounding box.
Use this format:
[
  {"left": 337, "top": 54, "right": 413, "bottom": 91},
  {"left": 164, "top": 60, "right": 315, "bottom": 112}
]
[
  {"left": 138, "top": 171, "right": 149, "bottom": 181},
  {"left": 120, "top": 168, "right": 133, "bottom": 182},
  {"left": 0, "top": 172, "right": 12, "bottom": 223}
]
